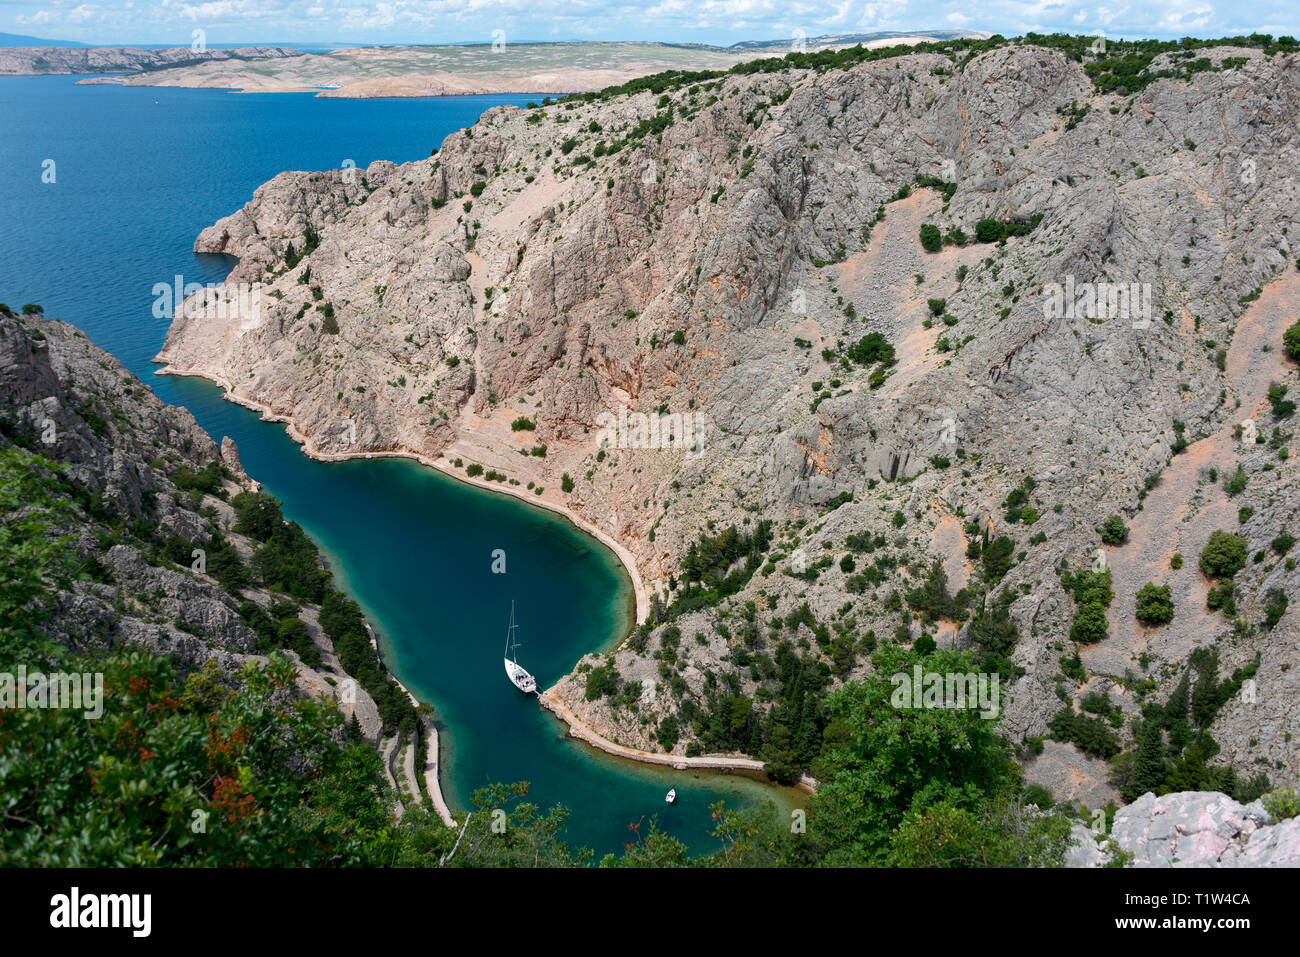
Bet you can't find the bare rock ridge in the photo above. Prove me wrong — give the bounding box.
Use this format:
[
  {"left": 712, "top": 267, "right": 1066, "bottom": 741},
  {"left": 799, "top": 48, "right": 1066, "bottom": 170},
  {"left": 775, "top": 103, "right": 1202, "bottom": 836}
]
[{"left": 155, "top": 40, "right": 1299, "bottom": 807}]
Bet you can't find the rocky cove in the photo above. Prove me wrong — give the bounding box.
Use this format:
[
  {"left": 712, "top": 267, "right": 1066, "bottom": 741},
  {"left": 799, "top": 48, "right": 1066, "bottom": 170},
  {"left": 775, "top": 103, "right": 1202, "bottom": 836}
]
[
  {"left": 154, "top": 37, "right": 1300, "bottom": 812},
  {"left": 5, "top": 32, "right": 1300, "bottom": 866},
  {"left": 0, "top": 78, "right": 803, "bottom": 857}
]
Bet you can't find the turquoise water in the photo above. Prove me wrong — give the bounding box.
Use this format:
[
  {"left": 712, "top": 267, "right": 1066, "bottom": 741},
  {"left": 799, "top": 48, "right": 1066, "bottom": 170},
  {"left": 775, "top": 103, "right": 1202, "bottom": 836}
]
[{"left": 0, "top": 76, "right": 794, "bottom": 855}]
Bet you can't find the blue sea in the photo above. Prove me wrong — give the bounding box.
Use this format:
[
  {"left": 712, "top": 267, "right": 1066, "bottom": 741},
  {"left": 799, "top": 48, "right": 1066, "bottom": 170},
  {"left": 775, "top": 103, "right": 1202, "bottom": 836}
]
[{"left": 0, "top": 75, "right": 795, "bottom": 857}]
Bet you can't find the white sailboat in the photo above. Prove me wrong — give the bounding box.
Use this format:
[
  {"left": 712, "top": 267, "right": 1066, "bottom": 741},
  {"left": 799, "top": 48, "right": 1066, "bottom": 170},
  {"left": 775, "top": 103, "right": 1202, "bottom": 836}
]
[{"left": 503, "top": 601, "right": 537, "bottom": 694}]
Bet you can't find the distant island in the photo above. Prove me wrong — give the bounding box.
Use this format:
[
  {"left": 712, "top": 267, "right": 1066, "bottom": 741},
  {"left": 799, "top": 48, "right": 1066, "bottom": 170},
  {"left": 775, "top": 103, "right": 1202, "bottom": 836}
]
[{"left": 0, "top": 32, "right": 990, "bottom": 97}]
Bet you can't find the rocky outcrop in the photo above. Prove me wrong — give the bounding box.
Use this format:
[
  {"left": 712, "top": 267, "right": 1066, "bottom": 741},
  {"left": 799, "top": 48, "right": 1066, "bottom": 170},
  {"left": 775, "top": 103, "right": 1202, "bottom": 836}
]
[
  {"left": 0, "top": 307, "right": 382, "bottom": 740},
  {"left": 1069, "top": 792, "right": 1300, "bottom": 867},
  {"left": 153, "top": 41, "right": 1300, "bottom": 792}
]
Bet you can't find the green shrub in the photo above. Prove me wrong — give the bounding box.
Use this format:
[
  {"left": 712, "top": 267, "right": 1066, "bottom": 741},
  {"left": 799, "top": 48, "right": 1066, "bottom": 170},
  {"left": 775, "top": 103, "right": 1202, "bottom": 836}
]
[
  {"left": 975, "top": 218, "right": 1006, "bottom": 242},
  {"left": 1048, "top": 706, "right": 1120, "bottom": 758},
  {"left": 847, "top": 332, "right": 896, "bottom": 366},
  {"left": 1263, "top": 588, "right": 1288, "bottom": 629},
  {"left": 584, "top": 663, "right": 619, "bottom": 700},
  {"left": 1070, "top": 602, "right": 1109, "bottom": 644},
  {"left": 1135, "top": 582, "right": 1174, "bottom": 626},
  {"left": 1284, "top": 321, "right": 1300, "bottom": 361},
  {"left": 1263, "top": 787, "right": 1300, "bottom": 821},
  {"left": 1205, "top": 579, "right": 1236, "bottom": 615},
  {"left": 172, "top": 460, "right": 223, "bottom": 495},
  {"left": 1100, "top": 514, "right": 1128, "bottom": 545},
  {"left": 1224, "top": 465, "right": 1248, "bottom": 495},
  {"left": 919, "top": 223, "right": 942, "bottom": 252},
  {"left": 1200, "top": 530, "right": 1247, "bottom": 577},
  {"left": 1066, "top": 568, "right": 1113, "bottom": 643}
]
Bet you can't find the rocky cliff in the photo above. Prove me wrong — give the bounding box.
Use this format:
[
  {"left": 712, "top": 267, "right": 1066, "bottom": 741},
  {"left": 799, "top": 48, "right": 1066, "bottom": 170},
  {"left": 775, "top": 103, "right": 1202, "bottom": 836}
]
[
  {"left": 0, "top": 305, "right": 387, "bottom": 740},
  {"left": 154, "top": 37, "right": 1300, "bottom": 806}
]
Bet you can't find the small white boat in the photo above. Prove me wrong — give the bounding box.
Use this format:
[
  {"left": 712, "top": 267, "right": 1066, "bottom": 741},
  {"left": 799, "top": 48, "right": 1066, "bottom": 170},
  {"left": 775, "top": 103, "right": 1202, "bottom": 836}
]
[
  {"left": 503, "top": 601, "right": 537, "bottom": 694},
  {"left": 665, "top": 788, "right": 677, "bottom": 805}
]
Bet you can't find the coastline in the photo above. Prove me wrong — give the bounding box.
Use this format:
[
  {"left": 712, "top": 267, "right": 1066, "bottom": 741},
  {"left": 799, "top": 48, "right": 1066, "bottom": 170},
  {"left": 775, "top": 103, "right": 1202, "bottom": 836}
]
[
  {"left": 154, "top": 362, "right": 757, "bottom": 807},
  {"left": 364, "top": 623, "right": 456, "bottom": 828},
  {"left": 152, "top": 362, "right": 652, "bottom": 628},
  {"left": 539, "top": 688, "right": 818, "bottom": 795},
  {"left": 153, "top": 361, "right": 814, "bottom": 805}
]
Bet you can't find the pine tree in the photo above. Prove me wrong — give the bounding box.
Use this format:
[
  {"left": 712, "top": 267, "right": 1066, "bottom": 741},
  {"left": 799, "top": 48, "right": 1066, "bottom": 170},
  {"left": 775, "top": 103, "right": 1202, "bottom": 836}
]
[
  {"left": 1128, "top": 719, "right": 1167, "bottom": 801},
  {"left": 1164, "top": 670, "right": 1192, "bottom": 750}
]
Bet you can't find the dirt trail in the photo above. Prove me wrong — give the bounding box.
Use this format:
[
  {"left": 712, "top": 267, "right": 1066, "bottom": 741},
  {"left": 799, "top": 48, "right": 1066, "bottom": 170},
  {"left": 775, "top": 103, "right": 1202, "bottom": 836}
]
[
  {"left": 381, "top": 734, "right": 406, "bottom": 820},
  {"left": 1085, "top": 271, "right": 1299, "bottom": 679},
  {"left": 401, "top": 735, "right": 421, "bottom": 806}
]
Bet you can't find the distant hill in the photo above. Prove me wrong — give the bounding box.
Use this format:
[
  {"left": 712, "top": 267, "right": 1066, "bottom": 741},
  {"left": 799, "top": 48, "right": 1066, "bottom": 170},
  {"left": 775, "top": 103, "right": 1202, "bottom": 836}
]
[
  {"left": 0, "top": 44, "right": 302, "bottom": 76},
  {"left": 0, "top": 31, "right": 87, "bottom": 48},
  {"left": 729, "top": 29, "right": 991, "bottom": 50}
]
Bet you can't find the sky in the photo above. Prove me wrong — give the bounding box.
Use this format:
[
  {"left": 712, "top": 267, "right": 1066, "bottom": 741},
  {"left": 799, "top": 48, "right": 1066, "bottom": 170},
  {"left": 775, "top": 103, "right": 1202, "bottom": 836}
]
[{"left": 4, "top": 0, "right": 1298, "bottom": 47}]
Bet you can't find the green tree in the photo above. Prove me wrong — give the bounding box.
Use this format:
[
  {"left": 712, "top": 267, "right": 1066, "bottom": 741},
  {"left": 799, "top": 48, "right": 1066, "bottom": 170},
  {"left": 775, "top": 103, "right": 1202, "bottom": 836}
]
[
  {"left": 1200, "top": 530, "right": 1247, "bottom": 577},
  {"left": 887, "top": 796, "right": 1072, "bottom": 867},
  {"left": 1135, "top": 582, "right": 1174, "bottom": 626},
  {"left": 1263, "top": 588, "right": 1289, "bottom": 629},
  {"left": 1284, "top": 320, "right": 1300, "bottom": 361},
  {"left": 968, "top": 590, "right": 1020, "bottom": 677},
  {"left": 1126, "top": 718, "right": 1168, "bottom": 801},
  {"left": 974, "top": 218, "right": 1006, "bottom": 242},
  {"left": 811, "top": 645, "right": 1017, "bottom": 865},
  {"left": 1100, "top": 514, "right": 1128, "bottom": 545},
  {"left": 919, "top": 223, "right": 942, "bottom": 252},
  {"left": 1070, "top": 602, "right": 1109, "bottom": 644}
]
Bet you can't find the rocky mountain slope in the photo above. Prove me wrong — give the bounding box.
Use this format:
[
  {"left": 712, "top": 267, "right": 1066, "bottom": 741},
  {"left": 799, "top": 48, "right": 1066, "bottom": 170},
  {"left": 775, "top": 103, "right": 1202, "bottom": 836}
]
[
  {"left": 154, "top": 36, "right": 1300, "bottom": 810},
  {"left": 0, "top": 304, "right": 404, "bottom": 744}
]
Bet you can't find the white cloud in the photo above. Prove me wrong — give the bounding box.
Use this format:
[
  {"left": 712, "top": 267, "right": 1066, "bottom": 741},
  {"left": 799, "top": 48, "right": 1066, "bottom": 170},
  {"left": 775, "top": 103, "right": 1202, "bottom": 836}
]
[{"left": 4, "top": 0, "right": 1294, "bottom": 46}]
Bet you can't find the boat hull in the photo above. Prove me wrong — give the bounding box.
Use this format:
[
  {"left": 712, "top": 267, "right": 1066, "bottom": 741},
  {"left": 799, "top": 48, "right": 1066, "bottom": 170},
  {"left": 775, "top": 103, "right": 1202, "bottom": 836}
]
[{"left": 505, "top": 657, "right": 536, "bottom": 694}]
